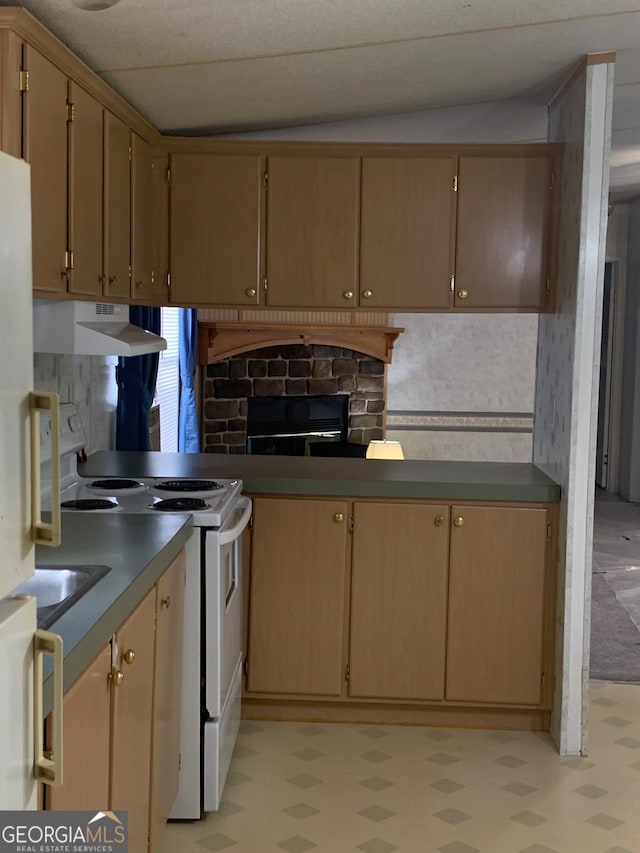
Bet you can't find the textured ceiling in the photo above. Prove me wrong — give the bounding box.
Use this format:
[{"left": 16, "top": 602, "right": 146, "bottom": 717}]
[{"left": 3, "top": 0, "right": 640, "bottom": 197}]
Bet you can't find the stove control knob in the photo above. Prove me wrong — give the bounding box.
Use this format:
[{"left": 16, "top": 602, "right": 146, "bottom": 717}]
[{"left": 121, "top": 649, "right": 135, "bottom": 666}]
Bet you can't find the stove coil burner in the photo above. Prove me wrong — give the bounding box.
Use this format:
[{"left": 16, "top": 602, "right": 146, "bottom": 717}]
[
  {"left": 154, "top": 480, "right": 223, "bottom": 492},
  {"left": 61, "top": 499, "right": 118, "bottom": 511},
  {"left": 89, "top": 479, "right": 144, "bottom": 490},
  {"left": 152, "top": 498, "right": 209, "bottom": 512}
]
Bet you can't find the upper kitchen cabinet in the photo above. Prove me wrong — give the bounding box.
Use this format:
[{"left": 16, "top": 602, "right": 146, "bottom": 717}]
[
  {"left": 103, "top": 111, "right": 131, "bottom": 301},
  {"left": 67, "top": 81, "right": 103, "bottom": 298},
  {"left": 131, "top": 132, "right": 155, "bottom": 302},
  {"left": 0, "top": 29, "right": 22, "bottom": 157},
  {"left": 359, "top": 155, "right": 457, "bottom": 310},
  {"left": 454, "top": 152, "right": 556, "bottom": 311},
  {"left": 22, "top": 45, "right": 68, "bottom": 295},
  {"left": 169, "top": 152, "right": 263, "bottom": 306},
  {"left": 265, "top": 155, "right": 360, "bottom": 308}
]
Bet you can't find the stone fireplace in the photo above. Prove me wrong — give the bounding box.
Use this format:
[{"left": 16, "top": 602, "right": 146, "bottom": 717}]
[{"left": 201, "top": 344, "right": 386, "bottom": 454}]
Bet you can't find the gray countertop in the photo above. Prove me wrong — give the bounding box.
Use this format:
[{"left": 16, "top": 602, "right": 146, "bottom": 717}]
[
  {"left": 37, "top": 512, "right": 193, "bottom": 716},
  {"left": 80, "top": 452, "right": 560, "bottom": 503}
]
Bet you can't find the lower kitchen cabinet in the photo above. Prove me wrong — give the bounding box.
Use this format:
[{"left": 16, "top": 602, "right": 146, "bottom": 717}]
[
  {"left": 44, "top": 550, "right": 185, "bottom": 853},
  {"left": 349, "top": 502, "right": 450, "bottom": 701},
  {"left": 148, "top": 551, "right": 186, "bottom": 851},
  {"left": 110, "top": 587, "right": 156, "bottom": 853},
  {"left": 246, "top": 497, "right": 349, "bottom": 696},
  {"left": 46, "top": 644, "right": 111, "bottom": 810},
  {"left": 446, "top": 504, "right": 549, "bottom": 705},
  {"left": 244, "top": 496, "right": 556, "bottom": 725}
]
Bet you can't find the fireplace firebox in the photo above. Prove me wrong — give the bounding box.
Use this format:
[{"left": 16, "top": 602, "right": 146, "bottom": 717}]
[{"left": 246, "top": 395, "right": 348, "bottom": 455}]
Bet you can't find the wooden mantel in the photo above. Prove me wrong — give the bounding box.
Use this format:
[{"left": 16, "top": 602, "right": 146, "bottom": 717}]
[{"left": 197, "top": 322, "right": 404, "bottom": 364}]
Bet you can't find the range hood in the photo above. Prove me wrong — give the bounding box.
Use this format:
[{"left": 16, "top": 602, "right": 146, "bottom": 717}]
[{"left": 33, "top": 300, "right": 167, "bottom": 356}]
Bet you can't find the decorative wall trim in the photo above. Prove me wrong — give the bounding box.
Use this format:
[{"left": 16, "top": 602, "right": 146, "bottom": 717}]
[{"left": 387, "top": 410, "right": 533, "bottom": 433}]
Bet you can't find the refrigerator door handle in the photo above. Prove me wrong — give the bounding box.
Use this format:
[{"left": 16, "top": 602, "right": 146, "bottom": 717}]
[
  {"left": 30, "top": 391, "right": 61, "bottom": 547},
  {"left": 34, "top": 628, "right": 63, "bottom": 786}
]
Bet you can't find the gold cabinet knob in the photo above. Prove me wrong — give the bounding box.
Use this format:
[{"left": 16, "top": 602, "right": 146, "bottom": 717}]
[
  {"left": 121, "top": 648, "right": 135, "bottom": 665},
  {"left": 245, "top": 288, "right": 257, "bottom": 298},
  {"left": 343, "top": 291, "right": 354, "bottom": 300},
  {"left": 453, "top": 516, "right": 464, "bottom": 527},
  {"left": 334, "top": 513, "right": 344, "bottom": 523},
  {"left": 160, "top": 595, "right": 171, "bottom": 609},
  {"left": 434, "top": 515, "right": 445, "bottom": 527},
  {"left": 362, "top": 290, "right": 373, "bottom": 299},
  {"left": 108, "top": 669, "right": 124, "bottom": 687},
  {"left": 457, "top": 289, "right": 469, "bottom": 300}
]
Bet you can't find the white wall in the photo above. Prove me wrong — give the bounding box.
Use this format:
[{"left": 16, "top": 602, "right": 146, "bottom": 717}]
[
  {"left": 229, "top": 97, "right": 547, "bottom": 460},
  {"left": 533, "top": 60, "right": 614, "bottom": 754},
  {"left": 33, "top": 354, "right": 117, "bottom": 452}
]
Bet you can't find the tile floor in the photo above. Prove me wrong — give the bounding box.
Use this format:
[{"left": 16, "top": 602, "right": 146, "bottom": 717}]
[
  {"left": 158, "top": 683, "right": 640, "bottom": 853},
  {"left": 158, "top": 493, "right": 640, "bottom": 853}
]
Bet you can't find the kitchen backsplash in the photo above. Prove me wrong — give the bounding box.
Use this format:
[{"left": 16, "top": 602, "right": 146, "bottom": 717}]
[{"left": 34, "top": 353, "right": 117, "bottom": 453}]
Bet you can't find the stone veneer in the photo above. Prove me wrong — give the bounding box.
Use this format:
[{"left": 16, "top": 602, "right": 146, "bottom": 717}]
[{"left": 202, "top": 344, "right": 385, "bottom": 454}]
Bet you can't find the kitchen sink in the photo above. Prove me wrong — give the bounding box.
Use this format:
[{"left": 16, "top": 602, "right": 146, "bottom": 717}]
[{"left": 11, "top": 564, "right": 111, "bottom": 629}]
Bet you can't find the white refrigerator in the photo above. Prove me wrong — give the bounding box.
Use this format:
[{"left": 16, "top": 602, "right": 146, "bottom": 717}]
[{"left": 0, "top": 150, "right": 62, "bottom": 809}]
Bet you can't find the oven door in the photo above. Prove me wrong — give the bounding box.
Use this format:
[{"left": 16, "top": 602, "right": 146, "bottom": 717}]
[{"left": 204, "top": 496, "right": 252, "bottom": 719}]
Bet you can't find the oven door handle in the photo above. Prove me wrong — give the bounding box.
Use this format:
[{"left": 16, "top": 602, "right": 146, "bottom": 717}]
[{"left": 219, "top": 496, "right": 252, "bottom": 545}]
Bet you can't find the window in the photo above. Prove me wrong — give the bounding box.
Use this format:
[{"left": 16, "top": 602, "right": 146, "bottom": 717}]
[{"left": 155, "top": 307, "right": 180, "bottom": 452}]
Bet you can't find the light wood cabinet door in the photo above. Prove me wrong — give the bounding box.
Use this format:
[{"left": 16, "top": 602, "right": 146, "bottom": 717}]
[
  {"left": 103, "top": 110, "right": 131, "bottom": 300},
  {"left": 0, "top": 30, "right": 22, "bottom": 157},
  {"left": 446, "top": 504, "right": 549, "bottom": 705},
  {"left": 455, "top": 155, "right": 552, "bottom": 310},
  {"left": 152, "top": 153, "right": 169, "bottom": 305},
  {"left": 349, "top": 502, "right": 450, "bottom": 700},
  {"left": 46, "top": 645, "right": 111, "bottom": 810},
  {"left": 131, "top": 133, "right": 154, "bottom": 302},
  {"left": 149, "top": 551, "right": 186, "bottom": 851},
  {"left": 169, "top": 152, "right": 262, "bottom": 306},
  {"left": 68, "top": 82, "right": 103, "bottom": 297},
  {"left": 265, "top": 155, "right": 360, "bottom": 308},
  {"left": 22, "top": 44, "right": 67, "bottom": 294},
  {"left": 247, "top": 497, "right": 349, "bottom": 696},
  {"left": 110, "top": 588, "right": 156, "bottom": 853},
  {"left": 360, "top": 156, "right": 456, "bottom": 309}
]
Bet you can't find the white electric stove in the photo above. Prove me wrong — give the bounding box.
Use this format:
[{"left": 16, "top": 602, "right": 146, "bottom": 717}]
[{"left": 47, "top": 404, "right": 251, "bottom": 816}]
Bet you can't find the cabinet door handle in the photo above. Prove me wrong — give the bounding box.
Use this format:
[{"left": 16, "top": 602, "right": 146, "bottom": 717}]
[
  {"left": 108, "top": 669, "right": 124, "bottom": 687},
  {"left": 361, "top": 290, "right": 373, "bottom": 299},
  {"left": 457, "top": 289, "right": 469, "bottom": 300},
  {"left": 333, "top": 513, "right": 344, "bottom": 523},
  {"left": 453, "top": 516, "right": 464, "bottom": 527},
  {"left": 434, "top": 515, "right": 445, "bottom": 527},
  {"left": 121, "top": 648, "right": 135, "bottom": 665},
  {"left": 342, "top": 291, "right": 354, "bottom": 300},
  {"left": 108, "top": 275, "right": 118, "bottom": 287},
  {"left": 135, "top": 280, "right": 144, "bottom": 290},
  {"left": 34, "top": 629, "right": 63, "bottom": 786},
  {"left": 161, "top": 595, "right": 171, "bottom": 609},
  {"left": 245, "top": 288, "right": 257, "bottom": 297}
]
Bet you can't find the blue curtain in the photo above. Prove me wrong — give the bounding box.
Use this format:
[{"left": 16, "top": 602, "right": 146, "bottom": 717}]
[
  {"left": 178, "top": 307, "right": 199, "bottom": 452},
  {"left": 115, "top": 306, "right": 161, "bottom": 451}
]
